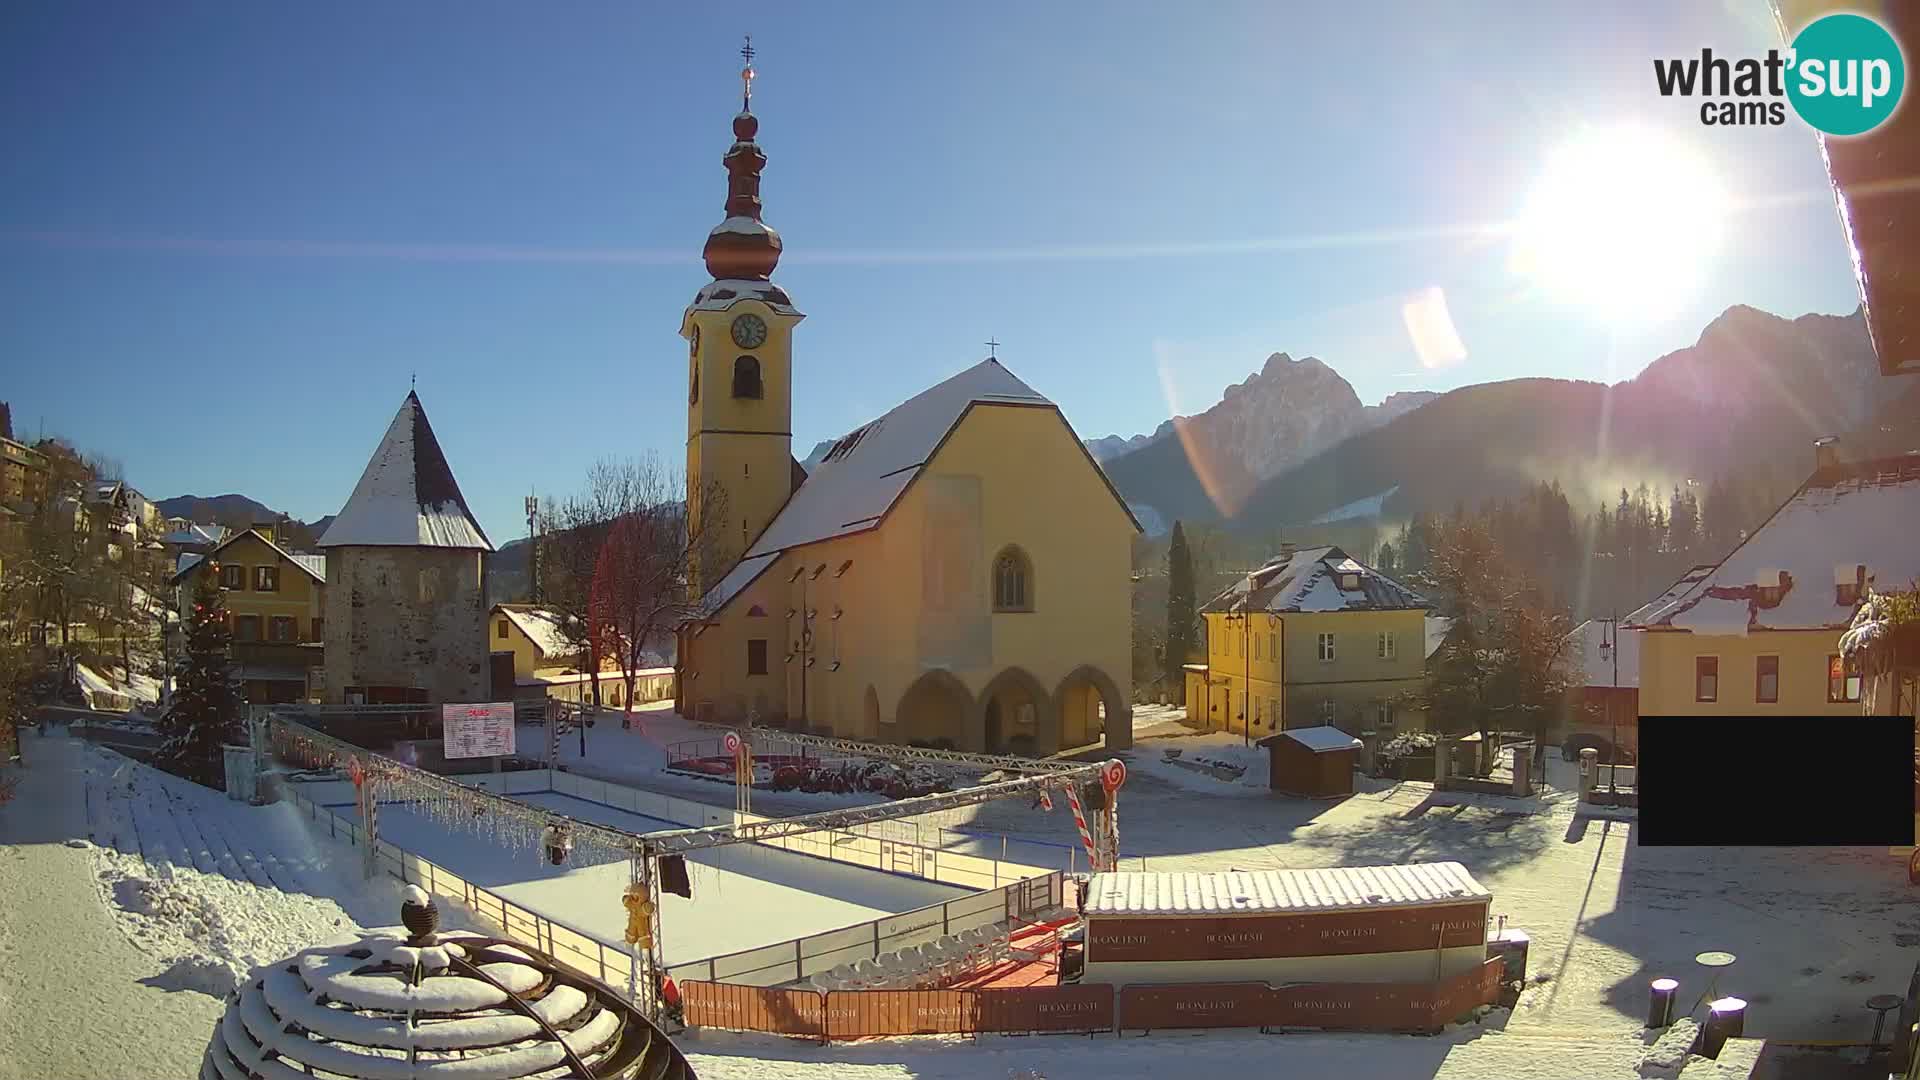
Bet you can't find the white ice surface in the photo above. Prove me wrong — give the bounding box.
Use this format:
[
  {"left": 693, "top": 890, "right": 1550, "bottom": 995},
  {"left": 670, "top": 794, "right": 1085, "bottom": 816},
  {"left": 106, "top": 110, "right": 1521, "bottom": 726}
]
[{"left": 355, "top": 790, "right": 965, "bottom": 964}]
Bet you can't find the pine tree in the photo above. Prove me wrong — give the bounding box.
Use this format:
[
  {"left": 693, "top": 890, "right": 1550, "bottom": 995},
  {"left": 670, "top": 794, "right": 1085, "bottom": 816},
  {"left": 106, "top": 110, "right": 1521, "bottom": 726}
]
[
  {"left": 158, "top": 574, "right": 243, "bottom": 789},
  {"left": 1376, "top": 540, "right": 1398, "bottom": 574},
  {"left": 1164, "top": 521, "right": 1197, "bottom": 688}
]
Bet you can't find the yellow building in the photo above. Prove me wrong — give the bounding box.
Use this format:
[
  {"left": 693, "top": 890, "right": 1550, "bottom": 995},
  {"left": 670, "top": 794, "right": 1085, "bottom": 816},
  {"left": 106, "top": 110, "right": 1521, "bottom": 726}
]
[
  {"left": 1630, "top": 448, "right": 1910, "bottom": 717},
  {"left": 170, "top": 525, "right": 328, "bottom": 703},
  {"left": 489, "top": 602, "right": 675, "bottom": 709},
  {"left": 1189, "top": 545, "right": 1431, "bottom": 740},
  {"left": 675, "top": 74, "right": 1139, "bottom": 753}
]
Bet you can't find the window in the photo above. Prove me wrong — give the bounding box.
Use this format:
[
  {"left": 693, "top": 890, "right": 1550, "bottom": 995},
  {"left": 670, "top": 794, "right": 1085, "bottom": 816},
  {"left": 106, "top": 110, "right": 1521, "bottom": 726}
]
[
  {"left": 1828, "top": 654, "right": 1862, "bottom": 703},
  {"left": 234, "top": 615, "right": 262, "bottom": 642},
  {"left": 312, "top": 617, "right": 325, "bottom": 641},
  {"left": 255, "top": 565, "right": 279, "bottom": 592},
  {"left": 732, "top": 356, "right": 763, "bottom": 399},
  {"left": 1269, "top": 632, "right": 1277, "bottom": 659},
  {"left": 747, "top": 638, "right": 768, "bottom": 676},
  {"left": 1253, "top": 636, "right": 1262, "bottom": 661},
  {"left": 1317, "top": 633, "right": 1336, "bottom": 662},
  {"left": 993, "top": 546, "right": 1032, "bottom": 612},
  {"left": 1268, "top": 697, "right": 1278, "bottom": 727},
  {"left": 269, "top": 616, "right": 296, "bottom": 642},
  {"left": 1253, "top": 697, "right": 1261, "bottom": 724},
  {"left": 497, "top": 618, "right": 510, "bottom": 640},
  {"left": 1695, "top": 656, "right": 1718, "bottom": 703},
  {"left": 689, "top": 355, "right": 699, "bottom": 404},
  {"left": 1377, "top": 631, "right": 1396, "bottom": 660},
  {"left": 220, "top": 563, "right": 245, "bottom": 590},
  {"left": 1376, "top": 700, "right": 1394, "bottom": 729},
  {"left": 1321, "top": 699, "right": 1337, "bottom": 723},
  {"left": 1339, "top": 573, "right": 1360, "bottom": 590},
  {"left": 1756, "top": 655, "right": 1779, "bottom": 704}
]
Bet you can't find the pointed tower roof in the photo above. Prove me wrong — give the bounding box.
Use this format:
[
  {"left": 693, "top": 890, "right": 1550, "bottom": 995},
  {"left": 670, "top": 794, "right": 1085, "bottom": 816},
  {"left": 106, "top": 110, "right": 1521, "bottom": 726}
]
[
  {"left": 318, "top": 391, "right": 493, "bottom": 551},
  {"left": 689, "top": 37, "right": 797, "bottom": 316}
]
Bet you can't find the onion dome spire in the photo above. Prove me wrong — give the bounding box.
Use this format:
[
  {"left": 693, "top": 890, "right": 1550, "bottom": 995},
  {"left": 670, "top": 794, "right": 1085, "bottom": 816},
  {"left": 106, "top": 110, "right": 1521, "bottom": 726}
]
[{"left": 703, "top": 35, "right": 783, "bottom": 282}]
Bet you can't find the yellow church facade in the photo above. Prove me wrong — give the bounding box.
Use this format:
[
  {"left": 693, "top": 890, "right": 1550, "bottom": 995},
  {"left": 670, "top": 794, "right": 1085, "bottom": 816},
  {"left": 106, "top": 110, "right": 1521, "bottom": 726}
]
[{"left": 673, "top": 69, "right": 1137, "bottom": 753}]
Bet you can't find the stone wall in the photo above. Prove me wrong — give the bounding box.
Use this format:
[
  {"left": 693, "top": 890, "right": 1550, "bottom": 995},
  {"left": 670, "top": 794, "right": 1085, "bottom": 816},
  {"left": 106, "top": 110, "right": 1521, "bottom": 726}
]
[{"left": 322, "top": 547, "right": 488, "bottom": 704}]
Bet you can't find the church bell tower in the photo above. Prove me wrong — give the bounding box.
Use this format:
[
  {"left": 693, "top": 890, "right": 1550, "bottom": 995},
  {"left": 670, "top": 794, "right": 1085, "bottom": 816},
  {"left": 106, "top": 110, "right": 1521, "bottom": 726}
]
[{"left": 682, "top": 37, "right": 803, "bottom": 598}]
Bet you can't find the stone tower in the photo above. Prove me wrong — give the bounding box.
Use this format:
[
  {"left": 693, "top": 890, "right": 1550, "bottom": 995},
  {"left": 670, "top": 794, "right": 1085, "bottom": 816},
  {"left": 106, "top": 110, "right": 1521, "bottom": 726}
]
[
  {"left": 318, "top": 391, "right": 494, "bottom": 705},
  {"left": 681, "top": 43, "right": 805, "bottom": 597}
]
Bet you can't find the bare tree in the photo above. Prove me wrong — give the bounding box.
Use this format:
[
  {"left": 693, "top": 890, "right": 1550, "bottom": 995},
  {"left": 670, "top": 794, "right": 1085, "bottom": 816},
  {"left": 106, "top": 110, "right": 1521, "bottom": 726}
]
[
  {"left": 586, "top": 457, "right": 727, "bottom": 728},
  {"left": 542, "top": 457, "right": 729, "bottom": 721}
]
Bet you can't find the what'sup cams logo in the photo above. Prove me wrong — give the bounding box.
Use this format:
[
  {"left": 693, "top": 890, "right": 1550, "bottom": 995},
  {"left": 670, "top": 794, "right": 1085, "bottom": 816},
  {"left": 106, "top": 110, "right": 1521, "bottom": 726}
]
[{"left": 1655, "top": 12, "right": 1906, "bottom": 136}]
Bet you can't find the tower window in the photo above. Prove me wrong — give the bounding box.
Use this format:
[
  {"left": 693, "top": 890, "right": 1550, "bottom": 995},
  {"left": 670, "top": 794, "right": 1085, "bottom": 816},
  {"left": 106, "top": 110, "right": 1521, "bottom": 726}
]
[
  {"left": 732, "top": 356, "right": 763, "bottom": 399},
  {"left": 689, "top": 357, "right": 699, "bottom": 405},
  {"left": 993, "top": 546, "right": 1033, "bottom": 612}
]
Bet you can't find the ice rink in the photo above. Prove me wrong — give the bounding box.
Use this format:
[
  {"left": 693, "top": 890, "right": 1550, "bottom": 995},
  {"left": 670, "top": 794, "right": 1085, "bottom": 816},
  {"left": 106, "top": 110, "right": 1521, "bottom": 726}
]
[{"left": 338, "top": 790, "right": 968, "bottom": 965}]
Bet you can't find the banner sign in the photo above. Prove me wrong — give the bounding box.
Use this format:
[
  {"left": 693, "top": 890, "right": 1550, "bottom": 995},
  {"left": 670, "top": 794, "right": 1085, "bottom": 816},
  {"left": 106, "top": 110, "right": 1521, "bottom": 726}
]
[
  {"left": 442, "top": 702, "right": 516, "bottom": 759},
  {"left": 1087, "top": 902, "right": 1488, "bottom": 964}
]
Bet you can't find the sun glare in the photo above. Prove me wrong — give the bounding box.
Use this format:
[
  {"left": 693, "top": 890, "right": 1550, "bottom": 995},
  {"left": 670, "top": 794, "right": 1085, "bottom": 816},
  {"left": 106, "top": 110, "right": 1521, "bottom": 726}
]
[{"left": 1509, "top": 125, "right": 1728, "bottom": 323}]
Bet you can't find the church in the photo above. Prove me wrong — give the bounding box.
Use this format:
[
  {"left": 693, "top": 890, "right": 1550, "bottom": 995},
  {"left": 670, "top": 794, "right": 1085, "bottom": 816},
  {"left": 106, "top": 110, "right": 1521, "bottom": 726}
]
[{"left": 674, "top": 53, "right": 1138, "bottom": 754}]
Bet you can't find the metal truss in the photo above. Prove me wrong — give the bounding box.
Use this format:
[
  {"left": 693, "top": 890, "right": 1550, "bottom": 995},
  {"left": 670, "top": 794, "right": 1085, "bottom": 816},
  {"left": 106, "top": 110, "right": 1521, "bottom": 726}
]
[
  {"left": 635, "top": 761, "right": 1117, "bottom": 854},
  {"left": 726, "top": 724, "right": 1096, "bottom": 775}
]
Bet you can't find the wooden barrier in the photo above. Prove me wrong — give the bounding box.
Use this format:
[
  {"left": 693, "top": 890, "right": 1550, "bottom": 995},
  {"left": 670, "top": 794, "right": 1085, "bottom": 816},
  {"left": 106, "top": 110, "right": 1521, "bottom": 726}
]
[
  {"left": 682, "top": 981, "right": 825, "bottom": 1039},
  {"left": 1116, "top": 958, "right": 1507, "bottom": 1034},
  {"left": 826, "top": 989, "right": 975, "bottom": 1037},
  {"left": 976, "top": 985, "right": 1116, "bottom": 1034}
]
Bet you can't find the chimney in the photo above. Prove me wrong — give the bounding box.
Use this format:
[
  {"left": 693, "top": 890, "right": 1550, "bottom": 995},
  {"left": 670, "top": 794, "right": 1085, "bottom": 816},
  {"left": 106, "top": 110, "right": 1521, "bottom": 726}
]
[{"left": 1814, "top": 435, "right": 1840, "bottom": 472}]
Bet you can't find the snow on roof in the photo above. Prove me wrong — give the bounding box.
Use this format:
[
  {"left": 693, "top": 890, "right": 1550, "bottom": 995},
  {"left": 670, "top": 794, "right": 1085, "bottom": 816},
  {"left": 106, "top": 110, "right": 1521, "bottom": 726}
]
[
  {"left": 318, "top": 391, "right": 493, "bottom": 551},
  {"left": 1202, "top": 545, "right": 1429, "bottom": 615},
  {"left": 1274, "top": 726, "right": 1363, "bottom": 753},
  {"left": 1632, "top": 457, "right": 1920, "bottom": 634},
  {"left": 710, "top": 215, "right": 780, "bottom": 239},
  {"left": 703, "top": 552, "right": 779, "bottom": 613},
  {"left": 163, "top": 522, "right": 228, "bottom": 547},
  {"left": 1424, "top": 615, "right": 1451, "bottom": 659},
  {"left": 1085, "top": 862, "right": 1490, "bottom": 918},
  {"left": 702, "top": 361, "right": 1051, "bottom": 604},
  {"left": 168, "top": 529, "right": 326, "bottom": 584},
  {"left": 688, "top": 278, "right": 798, "bottom": 315},
  {"left": 496, "top": 605, "right": 577, "bottom": 659}
]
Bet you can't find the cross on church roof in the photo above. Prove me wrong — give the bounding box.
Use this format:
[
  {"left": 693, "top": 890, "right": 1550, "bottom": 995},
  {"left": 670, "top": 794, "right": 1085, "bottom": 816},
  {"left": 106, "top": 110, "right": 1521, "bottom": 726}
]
[
  {"left": 985, "top": 337, "right": 1000, "bottom": 358},
  {"left": 740, "top": 35, "right": 756, "bottom": 110}
]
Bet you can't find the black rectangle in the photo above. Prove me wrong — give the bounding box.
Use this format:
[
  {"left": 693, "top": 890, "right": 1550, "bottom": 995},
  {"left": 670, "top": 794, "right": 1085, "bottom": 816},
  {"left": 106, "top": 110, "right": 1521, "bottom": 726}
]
[{"left": 1638, "top": 716, "right": 1914, "bottom": 846}]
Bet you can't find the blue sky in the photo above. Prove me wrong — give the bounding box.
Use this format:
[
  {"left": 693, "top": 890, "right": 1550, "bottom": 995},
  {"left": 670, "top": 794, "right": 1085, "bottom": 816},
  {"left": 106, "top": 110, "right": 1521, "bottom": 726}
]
[{"left": 0, "top": 1, "right": 1868, "bottom": 543}]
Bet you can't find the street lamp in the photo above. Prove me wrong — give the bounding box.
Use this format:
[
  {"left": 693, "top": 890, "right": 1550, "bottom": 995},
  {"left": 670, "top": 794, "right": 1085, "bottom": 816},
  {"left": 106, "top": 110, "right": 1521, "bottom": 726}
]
[{"left": 1597, "top": 613, "right": 1621, "bottom": 795}]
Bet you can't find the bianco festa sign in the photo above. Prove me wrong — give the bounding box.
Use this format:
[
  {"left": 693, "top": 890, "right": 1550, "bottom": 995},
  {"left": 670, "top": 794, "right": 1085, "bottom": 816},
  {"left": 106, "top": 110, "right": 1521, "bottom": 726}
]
[{"left": 442, "top": 702, "right": 516, "bottom": 759}]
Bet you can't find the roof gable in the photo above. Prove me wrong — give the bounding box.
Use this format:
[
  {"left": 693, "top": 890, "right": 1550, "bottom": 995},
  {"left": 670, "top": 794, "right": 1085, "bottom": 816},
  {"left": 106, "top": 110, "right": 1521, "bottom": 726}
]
[
  {"left": 1203, "top": 545, "right": 1429, "bottom": 615},
  {"left": 494, "top": 605, "right": 577, "bottom": 659},
  {"left": 318, "top": 391, "right": 493, "bottom": 551},
  {"left": 1631, "top": 457, "right": 1920, "bottom": 634},
  {"left": 169, "top": 529, "right": 326, "bottom": 585}
]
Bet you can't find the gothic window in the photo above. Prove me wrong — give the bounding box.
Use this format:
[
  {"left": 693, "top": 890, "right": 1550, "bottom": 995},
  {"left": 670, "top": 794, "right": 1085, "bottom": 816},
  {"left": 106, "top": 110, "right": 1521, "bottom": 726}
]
[
  {"left": 993, "top": 546, "right": 1033, "bottom": 612},
  {"left": 732, "top": 355, "right": 763, "bottom": 399},
  {"left": 689, "top": 355, "right": 699, "bottom": 405}
]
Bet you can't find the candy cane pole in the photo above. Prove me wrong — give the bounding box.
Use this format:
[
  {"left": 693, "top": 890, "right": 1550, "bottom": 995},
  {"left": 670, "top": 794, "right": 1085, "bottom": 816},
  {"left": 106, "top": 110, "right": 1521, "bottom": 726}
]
[{"left": 1064, "top": 783, "right": 1101, "bottom": 871}]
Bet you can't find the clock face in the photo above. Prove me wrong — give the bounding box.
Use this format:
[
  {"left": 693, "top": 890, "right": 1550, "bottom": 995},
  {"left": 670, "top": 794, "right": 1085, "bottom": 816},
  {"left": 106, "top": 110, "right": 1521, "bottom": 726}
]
[{"left": 731, "top": 314, "right": 768, "bottom": 349}]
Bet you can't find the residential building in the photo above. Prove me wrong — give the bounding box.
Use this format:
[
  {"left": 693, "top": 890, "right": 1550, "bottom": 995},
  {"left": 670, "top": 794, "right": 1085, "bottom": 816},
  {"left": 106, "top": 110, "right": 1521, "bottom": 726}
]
[
  {"left": 490, "top": 603, "right": 675, "bottom": 710},
  {"left": 674, "top": 80, "right": 1138, "bottom": 753},
  {"left": 1563, "top": 564, "right": 1715, "bottom": 753},
  {"left": 1190, "top": 545, "right": 1431, "bottom": 742},
  {"left": 319, "top": 391, "right": 493, "bottom": 707},
  {"left": 171, "top": 527, "right": 328, "bottom": 704},
  {"left": 0, "top": 437, "right": 48, "bottom": 508},
  {"left": 1630, "top": 442, "right": 1916, "bottom": 717},
  {"left": 162, "top": 519, "right": 231, "bottom": 556}
]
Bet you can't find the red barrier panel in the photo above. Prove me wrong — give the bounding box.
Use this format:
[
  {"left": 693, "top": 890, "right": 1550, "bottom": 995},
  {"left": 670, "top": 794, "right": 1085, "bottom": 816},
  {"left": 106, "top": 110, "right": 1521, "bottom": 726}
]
[
  {"left": 976, "top": 984, "right": 1115, "bottom": 1034},
  {"left": 1088, "top": 902, "right": 1488, "bottom": 963},
  {"left": 681, "top": 981, "right": 824, "bottom": 1038},
  {"left": 825, "top": 989, "right": 976, "bottom": 1037},
  {"left": 1118, "top": 959, "right": 1506, "bottom": 1034}
]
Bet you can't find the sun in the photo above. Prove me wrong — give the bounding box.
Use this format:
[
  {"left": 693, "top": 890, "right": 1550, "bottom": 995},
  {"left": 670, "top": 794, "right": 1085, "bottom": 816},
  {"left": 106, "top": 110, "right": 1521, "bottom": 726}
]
[{"left": 1509, "top": 125, "right": 1728, "bottom": 323}]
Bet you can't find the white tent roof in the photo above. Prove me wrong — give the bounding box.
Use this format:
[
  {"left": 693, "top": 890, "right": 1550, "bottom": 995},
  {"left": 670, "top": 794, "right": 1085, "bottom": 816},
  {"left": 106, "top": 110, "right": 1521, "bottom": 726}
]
[
  {"left": 318, "top": 392, "right": 493, "bottom": 551},
  {"left": 1085, "top": 862, "right": 1489, "bottom": 918}
]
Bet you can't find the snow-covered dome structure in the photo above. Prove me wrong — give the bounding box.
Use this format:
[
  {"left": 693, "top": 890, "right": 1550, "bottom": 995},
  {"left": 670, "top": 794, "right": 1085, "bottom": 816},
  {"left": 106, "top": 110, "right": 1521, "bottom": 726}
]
[{"left": 201, "top": 888, "right": 692, "bottom": 1080}]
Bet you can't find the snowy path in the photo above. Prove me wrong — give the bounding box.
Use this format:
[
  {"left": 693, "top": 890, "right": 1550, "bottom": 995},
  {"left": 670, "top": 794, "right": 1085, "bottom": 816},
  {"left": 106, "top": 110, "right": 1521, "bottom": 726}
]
[{"left": 0, "top": 731, "right": 222, "bottom": 1080}]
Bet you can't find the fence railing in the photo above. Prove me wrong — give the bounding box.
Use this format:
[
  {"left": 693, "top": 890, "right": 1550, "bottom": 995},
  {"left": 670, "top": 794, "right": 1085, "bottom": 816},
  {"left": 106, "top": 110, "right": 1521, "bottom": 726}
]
[
  {"left": 663, "top": 872, "right": 1064, "bottom": 987},
  {"left": 281, "top": 775, "right": 1064, "bottom": 998},
  {"left": 679, "top": 956, "right": 1509, "bottom": 1041},
  {"left": 280, "top": 781, "right": 648, "bottom": 993}
]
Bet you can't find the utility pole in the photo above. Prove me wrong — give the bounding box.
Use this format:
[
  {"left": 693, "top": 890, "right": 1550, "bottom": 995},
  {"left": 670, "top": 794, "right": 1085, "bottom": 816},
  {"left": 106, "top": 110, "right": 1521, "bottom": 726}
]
[
  {"left": 524, "top": 494, "right": 540, "bottom": 603},
  {"left": 1598, "top": 613, "right": 1620, "bottom": 795}
]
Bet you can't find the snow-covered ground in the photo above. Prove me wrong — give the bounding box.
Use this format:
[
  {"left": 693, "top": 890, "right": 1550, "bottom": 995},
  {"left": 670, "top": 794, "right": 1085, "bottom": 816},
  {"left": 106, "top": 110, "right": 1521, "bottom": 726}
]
[
  {"left": 0, "top": 708, "right": 1908, "bottom": 1078},
  {"left": 357, "top": 789, "right": 965, "bottom": 965}
]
